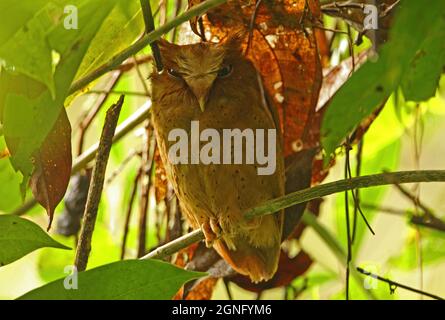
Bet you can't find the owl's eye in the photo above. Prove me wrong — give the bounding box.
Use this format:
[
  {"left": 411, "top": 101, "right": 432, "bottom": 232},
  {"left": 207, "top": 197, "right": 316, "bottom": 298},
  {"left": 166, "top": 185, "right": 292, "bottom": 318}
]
[
  {"left": 167, "top": 68, "right": 182, "bottom": 79},
  {"left": 217, "top": 65, "right": 233, "bottom": 78}
]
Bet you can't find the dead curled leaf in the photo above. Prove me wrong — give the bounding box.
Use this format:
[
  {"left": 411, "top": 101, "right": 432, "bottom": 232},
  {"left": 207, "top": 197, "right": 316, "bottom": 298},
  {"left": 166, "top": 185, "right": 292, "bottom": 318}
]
[
  {"left": 30, "top": 108, "right": 72, "bottom": 230},
  {"left": 189, "top": 0, "right": 323, "bottom": 156}
]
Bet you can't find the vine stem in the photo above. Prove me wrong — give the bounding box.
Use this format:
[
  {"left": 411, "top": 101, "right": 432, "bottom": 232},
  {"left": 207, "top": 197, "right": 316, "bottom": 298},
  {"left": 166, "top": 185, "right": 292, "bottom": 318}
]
[{"left": 143, "top": 170, "right": 445, "bottom": 260}]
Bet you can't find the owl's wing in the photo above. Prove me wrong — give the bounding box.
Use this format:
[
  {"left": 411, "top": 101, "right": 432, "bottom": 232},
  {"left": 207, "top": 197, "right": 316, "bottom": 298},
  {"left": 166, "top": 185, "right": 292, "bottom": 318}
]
[{"left": 255, "top": 70, "right": 283, "bottom": 147}]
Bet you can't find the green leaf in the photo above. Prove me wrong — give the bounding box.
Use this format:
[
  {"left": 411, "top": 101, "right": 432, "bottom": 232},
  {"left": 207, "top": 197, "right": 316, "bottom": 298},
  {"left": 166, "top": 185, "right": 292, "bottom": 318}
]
[
  {"left": 0, "top": 215, "right": 70, "bottom": 267},
  {"left": 19, "top": 259, "right": 206, "bottom": 300},
  {"left": 401, "top": 18, "right": 445, "bottom": 102},
  {"left": 0, "top": 1, "right": 53, "bottom": 94},
  {"left": 1, "top": 0, "right": 117, "bottom": 190},
  {"left": 74, "top": 0, "right": 144, "bottom": 81},
  {"left": 389, "top": 229, "right": 445, "bottom": 270},
  {"left": 321, "top": 0, "right": 445, "bottom": 155}
]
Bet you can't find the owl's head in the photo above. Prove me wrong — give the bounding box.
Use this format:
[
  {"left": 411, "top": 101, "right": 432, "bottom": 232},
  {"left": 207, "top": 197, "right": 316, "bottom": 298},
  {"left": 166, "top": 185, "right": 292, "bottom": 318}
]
[{"left": 151, "top": 35, "right": 249, "bottom": 113}]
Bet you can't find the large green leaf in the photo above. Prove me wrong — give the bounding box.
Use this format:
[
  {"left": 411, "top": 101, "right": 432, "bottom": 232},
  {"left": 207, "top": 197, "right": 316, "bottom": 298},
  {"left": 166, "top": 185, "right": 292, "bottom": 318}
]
[
  {"left": 401, "top": 19, "right": 445, "bottom": 102},
  {"left": 19, "top": 259, "right": 205, "bottom": 300},
  {"left": 0, "top": 1, "right": 56, "bottom": 97},
  {"left": 0, "top": 215, "right": 70, "bottom": 267},
  {"left": 1, "top": 0, "right": 117, "bottom": 190},
  {"left": 74, "top": 0, "right": 144, "bottom": 81},
  {"left": 321, "top": 0, "right": 445, "bottom": 155}
]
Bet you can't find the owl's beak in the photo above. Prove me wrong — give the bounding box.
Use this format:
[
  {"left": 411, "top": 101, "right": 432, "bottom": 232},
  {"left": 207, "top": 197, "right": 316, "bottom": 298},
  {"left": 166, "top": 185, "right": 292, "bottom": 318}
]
[
  {"left": 186, "top": 76, "right": 216, "bottom": 112},
  {"left": 197, "top": 96, "right": 207, "bottom": 112}
]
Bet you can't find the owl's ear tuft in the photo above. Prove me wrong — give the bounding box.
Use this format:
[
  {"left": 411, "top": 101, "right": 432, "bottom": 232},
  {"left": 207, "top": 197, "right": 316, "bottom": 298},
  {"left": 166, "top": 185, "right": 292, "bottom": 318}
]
[
  {"left": 157, "top": 38, "right": 178, "bottom": 51},
  {"left": 157, "top": 38, "right": 181, "bottom": 64},
  {"left": 221, "top": 30, "right": 247, "bottom": 52}
]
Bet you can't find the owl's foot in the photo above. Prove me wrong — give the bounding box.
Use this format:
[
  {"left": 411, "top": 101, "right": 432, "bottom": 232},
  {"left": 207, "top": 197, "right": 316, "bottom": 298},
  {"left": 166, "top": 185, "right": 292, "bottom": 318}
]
[
  {"left": 201, "top": 221, "right": 217, "bottom": 248},
  {"left": 210, "top": 218, "right": 222, "bottom": 238}
]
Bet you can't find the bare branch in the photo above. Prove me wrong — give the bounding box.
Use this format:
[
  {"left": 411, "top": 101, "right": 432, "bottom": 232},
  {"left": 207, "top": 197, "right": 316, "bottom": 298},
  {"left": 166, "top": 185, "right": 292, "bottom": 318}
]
[{"left": 74, "top": 96, "right": 124, "bottom": 271}]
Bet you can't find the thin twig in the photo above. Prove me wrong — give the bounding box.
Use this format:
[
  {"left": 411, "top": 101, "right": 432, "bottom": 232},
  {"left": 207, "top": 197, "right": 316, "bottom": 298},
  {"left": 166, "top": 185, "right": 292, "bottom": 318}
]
[
  {"left": 74, "top": 96, "right": 124, "bottom": 271},
  {"left": 356, "top": 267, "right": 443, "bottom": 300},
  {"left": 223, "top": 279, "right": 233, "bottom": 300},
  {"left": 361, "top": 202, "right": 445, "bottom": 233},
  {"left": 393, "top": 183, "right": 434, "bottom": 218},
  {"left": 171, "top": 0, "right": 183, "bottom": 42},
  {"left": 346, "top": 146, "right": 375, "bottom": 236},
  {"left": 137, "top": 124, "right": 154, "bottom": 257},
  {"left": 121, "top": 170, "right": 141, "bottom": 260},
  {"left": 77, "top": 71, "right": 122, "bottom": 156},
  {"left": 106, "top": 149, "right": 142, "bottom": 186},
  {"left": 140, "top": 0, "right": 164, "bottom": 72},
  {"left": 245, "top": 0, "right": 263, "bottom": 56},
  {"left": 86, "top": 90, "right": 150, "bottom": 97},
  {"left": 344, "top": 142, "right": 352, "bottom": 300},
  {"left": 141, "top": 229, "right": 204, "bottom": 260},
  {"left": 352, "top": 138, "right": 363, "bottom": 241}
]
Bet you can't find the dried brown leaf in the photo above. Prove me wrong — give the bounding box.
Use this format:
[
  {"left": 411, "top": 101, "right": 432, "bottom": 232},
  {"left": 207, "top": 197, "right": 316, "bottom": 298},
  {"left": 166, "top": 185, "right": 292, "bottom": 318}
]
[{"left": 30, "top": 108, "right": 72, "bottom": 230}]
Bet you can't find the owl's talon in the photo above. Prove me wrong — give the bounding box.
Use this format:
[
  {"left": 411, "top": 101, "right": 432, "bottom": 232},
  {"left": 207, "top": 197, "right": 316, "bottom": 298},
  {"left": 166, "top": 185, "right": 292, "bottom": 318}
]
[
  {"left": 201, "top": 221, "right": 216, "bottom": 248},
  {"left": 210, "top": 218, "right": 222, "bottom": 238}
]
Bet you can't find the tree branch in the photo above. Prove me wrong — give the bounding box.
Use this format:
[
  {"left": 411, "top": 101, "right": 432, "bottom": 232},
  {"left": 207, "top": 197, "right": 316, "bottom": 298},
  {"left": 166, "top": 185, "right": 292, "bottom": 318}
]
[
  {"left": 356, "top": 267, "right": 443, "bottom": 300},
  {"left": 245, "top": 170, "right": 445, "bottom": 219},
  {"left": 142, "top": 170, "right": 445, "bottom": 260},
  {"left": 141, "top": 229, "right": 205, "bottom": 260},
  {"left": 74, "top": 96, "right": 124, "bottom": 271},
  {"left": 140, "top": 0, "right": 164, "bottom": 71}
]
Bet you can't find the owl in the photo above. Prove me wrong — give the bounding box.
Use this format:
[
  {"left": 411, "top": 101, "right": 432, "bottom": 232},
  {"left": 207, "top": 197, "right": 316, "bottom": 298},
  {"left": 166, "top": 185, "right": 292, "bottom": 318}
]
[{"left": 150, "top": 36, "right": 285, "bottom": 282}]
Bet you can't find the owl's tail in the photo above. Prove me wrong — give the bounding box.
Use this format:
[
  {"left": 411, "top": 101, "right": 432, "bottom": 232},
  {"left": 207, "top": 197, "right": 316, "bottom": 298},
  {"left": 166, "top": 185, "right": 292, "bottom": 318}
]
[{"left": 213, "top": 213, "right": 283, "bottom": 283}]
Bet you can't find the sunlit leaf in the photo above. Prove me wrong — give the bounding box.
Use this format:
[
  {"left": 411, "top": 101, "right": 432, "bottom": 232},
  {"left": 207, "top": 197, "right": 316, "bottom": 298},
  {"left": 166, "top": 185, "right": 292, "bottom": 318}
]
[
  {"left": 19, "top": 259, "right": 206, "bottom": 300},
  {"left": 0, "top": 215, "right": 70, "bottom": 267},
  {"left": 389, "top": 229, "right": 445, "bottom": 270},
  {"left": 322, "top": 0, "right": 445, "bottom": 155},
  {"left": 1, "top": 0, "right": 116, "bottom": 192},
  {"left": 401, "top": 19, "right": 445, "bottom": 102},
  {"left": 0, "top": 0, "right": 55, "bottom": 96}
]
